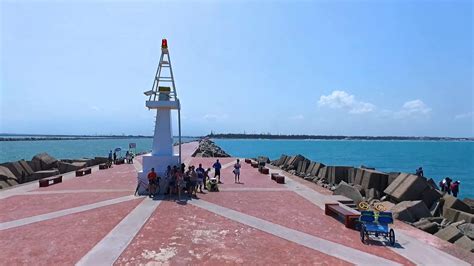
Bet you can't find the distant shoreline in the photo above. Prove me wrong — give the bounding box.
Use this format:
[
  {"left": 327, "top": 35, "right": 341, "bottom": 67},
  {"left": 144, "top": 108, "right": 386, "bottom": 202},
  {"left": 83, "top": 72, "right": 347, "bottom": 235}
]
[
  {"left": 0, "top": 135, "right": 200, "bottom": 142},
  {"left": 1, "top": 133, "right": 473, "bottom": 142},
  {"left": 207, "top": 133, "right": 474, "bottom": 141}
]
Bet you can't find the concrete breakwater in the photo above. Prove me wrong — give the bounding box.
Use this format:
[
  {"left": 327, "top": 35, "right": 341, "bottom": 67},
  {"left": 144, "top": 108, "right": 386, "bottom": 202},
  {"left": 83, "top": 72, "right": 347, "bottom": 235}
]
[
  {"left": 192, "top": 138, "right": 231, "bottom": 157},
  {"left": 0, "top": 153, "right": 112, "bottom": 189},
  {"left": 0, "top": 150, "right": 156, "bottom": 190},
  {"left": 263, "top": 154, "right": 474, "bottom": 253}
]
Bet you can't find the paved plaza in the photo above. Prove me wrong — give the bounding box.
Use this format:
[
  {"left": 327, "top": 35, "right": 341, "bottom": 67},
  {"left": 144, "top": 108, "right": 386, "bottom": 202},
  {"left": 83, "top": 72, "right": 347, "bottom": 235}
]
[{"left": 0, "top": 142, "right": 472, "bottom": 265}]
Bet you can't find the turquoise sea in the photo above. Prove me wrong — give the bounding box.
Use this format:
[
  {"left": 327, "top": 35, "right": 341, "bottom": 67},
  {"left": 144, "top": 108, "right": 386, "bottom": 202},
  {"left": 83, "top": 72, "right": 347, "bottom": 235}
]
[
  {"left": 1, "top": 138, "right": 472, "bottom": 199},
  {"left": 214, "top": 139, "right": 474, "bottom": 199},
  {"left": 0, "top": 137, "right": 196, "bottom": 163}
]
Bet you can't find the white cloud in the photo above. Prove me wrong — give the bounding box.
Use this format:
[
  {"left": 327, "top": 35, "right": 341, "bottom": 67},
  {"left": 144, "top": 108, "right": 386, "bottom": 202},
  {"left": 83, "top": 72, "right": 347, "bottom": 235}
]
[
  {"left": 454, "top": 112, "right": 473, "bottom": 120},
  {"left": 318, "top": 90, "right": 375, "bottom": 114},
  {"left": 395, "top": 99, "right": 431, "bottom": 118},
  {"left": 289, "top": 114, "right": 304, "bottom": 120}
]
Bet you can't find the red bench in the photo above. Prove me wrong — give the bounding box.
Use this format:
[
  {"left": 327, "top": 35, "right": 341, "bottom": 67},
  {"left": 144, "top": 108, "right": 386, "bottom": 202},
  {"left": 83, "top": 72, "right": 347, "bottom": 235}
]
[
  {"left": 275, "top": 175, "right": 285, "bottom": 184},
  {"left": 245, "top": 159, "right": 252, "bottom": 164},
  {"left": 251, "top": 162, "right": 258, "bottom": 168},
  {"left": 99, "top": 163, "right": 110, "bottom": 170},
  {"left": 76, "top": 167, "right": 92, "bottom": 177},
  {"left": 325, "top": 203, "right": 360, "bottom": 229},
  {"left": 271, "top": 173, "right": 279, "bottom": 180},
  {"left": 259, "top": 168, "right": 269, "bottom": 174},
  {"left": 39, "top": 176, "right": 63, "bottom": 187}
]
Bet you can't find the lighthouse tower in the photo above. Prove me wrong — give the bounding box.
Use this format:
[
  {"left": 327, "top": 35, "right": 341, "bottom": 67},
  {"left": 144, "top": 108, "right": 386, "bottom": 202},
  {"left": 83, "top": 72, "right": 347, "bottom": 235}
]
[{"left": 138, "top": 39, "right": 182, "bottom": 186}]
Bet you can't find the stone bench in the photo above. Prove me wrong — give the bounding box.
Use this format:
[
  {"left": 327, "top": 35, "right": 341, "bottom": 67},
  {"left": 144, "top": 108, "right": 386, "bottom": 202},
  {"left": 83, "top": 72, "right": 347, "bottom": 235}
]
[
  {"left": 275, "top": 175, "right": 285, "bottom": 184},
  {"left": 244, "top": 159, "right": 252, "bottom": 164},
  {"left": 271, "top": 173, "right": 279, "bottom": 180},
  {"left": 39, "top": 175, "right": 63, "bottom": 187},
  {"left": 325, "top": 203, "right": 360, "bottom": 229},
  {"left": 259, "top": 168, "right": 269, "bottom": 174},
  {"left": 99, "top": 163, "right": 111, "bottom": 170},
  {"left": 251, "top": 162, "right": 258, "bottom": 168},
  {"left": 75, "top": 167, "right": 92, "bottom": 177}
]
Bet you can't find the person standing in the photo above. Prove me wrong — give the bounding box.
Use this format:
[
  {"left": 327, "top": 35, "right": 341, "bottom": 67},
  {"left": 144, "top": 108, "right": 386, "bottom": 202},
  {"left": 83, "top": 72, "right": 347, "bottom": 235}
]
[
  {"left": 147, "top": 168, "right": 157, "bottom": 198},
  {"left": 107, "top": 150, "right": 113, "bottom": 167},
  {"left": 415, "top": 167, "right": 424, "bottom": 177},
  {"left": 125, "top": 151, "right": 130, "bottom": 164},
  {"left": 113, "top": 151, "right": 117, "bottom": 164},
  {"left": 176, "top": 168, "right": 184, "bottom": 201},
  {"left": 204, "top": 168, "right": 211, "bottom": 190},
  {"left": 445, "top": 177, "right": 453, "bottom": 195},
  {"left": 196, "top": 164, "right": 205, "bottom": 193},
  {"left": 439, "top": 178, "right": 447, "bottom": 192},
  {"left": 451, "top": 181, "right": 460, "bottom": 197},
  {"left": 213, "top": 159, "right": 222, "bottom": 184},
  {"left": 189, "top": 166, "right": 198, "bottom": 196},
  {"left": 233, "top": 159, "right": 241, "bottom": 183}
]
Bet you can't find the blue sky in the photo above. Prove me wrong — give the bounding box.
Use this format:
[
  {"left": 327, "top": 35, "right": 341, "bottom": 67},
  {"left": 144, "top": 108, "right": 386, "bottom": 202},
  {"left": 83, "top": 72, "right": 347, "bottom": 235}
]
[{"left": 1, "top": 0, "right": 472, "bottom": 137}]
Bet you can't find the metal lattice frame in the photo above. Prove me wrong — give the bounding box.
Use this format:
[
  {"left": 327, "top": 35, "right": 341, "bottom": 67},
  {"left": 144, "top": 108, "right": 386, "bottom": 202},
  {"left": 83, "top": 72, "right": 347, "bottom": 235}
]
[{"left": 147, "top": 45, "right": 182, "bottom": 164}]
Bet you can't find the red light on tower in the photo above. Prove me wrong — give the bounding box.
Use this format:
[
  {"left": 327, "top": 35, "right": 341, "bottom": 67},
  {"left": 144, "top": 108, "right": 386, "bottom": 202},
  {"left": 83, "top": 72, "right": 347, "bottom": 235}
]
[{"left": 162, "top": 39, "right": 168, "bottom": 49}]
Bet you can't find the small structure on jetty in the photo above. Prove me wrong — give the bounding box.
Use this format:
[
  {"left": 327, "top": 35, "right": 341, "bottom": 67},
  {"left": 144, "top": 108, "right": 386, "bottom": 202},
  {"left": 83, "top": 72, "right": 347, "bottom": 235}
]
[{"left": 138, "top": 39, "right": 182, "bottom": 188}]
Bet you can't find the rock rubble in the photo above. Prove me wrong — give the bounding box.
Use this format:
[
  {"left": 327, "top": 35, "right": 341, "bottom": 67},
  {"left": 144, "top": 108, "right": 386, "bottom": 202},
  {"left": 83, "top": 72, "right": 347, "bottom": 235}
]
[
  {"left": 270, "top": 153, "right": 474, "bottom": 253},
  {"left": 192, "top": 138, "right": 231, "bottom": 158},
  {"left": 0, "top": 153, "right": 111, "bottom": 189}
]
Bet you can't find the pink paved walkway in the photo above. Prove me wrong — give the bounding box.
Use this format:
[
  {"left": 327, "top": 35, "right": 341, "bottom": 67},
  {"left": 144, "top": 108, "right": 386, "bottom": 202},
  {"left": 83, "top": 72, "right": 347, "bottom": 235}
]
[{"left": 0, "top": 141, "right": 472, "bottom": 265}]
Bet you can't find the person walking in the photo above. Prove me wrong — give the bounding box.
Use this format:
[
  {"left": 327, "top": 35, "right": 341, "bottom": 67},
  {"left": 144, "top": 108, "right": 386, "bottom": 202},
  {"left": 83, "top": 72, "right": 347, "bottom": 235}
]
[
  {"left": 213, "top": 159, "right": 222, "bottom": 184},
  {"left": 451, "top": 181, "right": 460, "bottom": 197},
  {"left": 233, "top": 159, "right": 241, "bottom": 183}
]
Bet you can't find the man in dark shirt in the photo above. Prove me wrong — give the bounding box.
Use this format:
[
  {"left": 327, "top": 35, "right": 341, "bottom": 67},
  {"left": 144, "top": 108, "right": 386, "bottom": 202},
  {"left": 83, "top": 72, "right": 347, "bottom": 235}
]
[{"left": 213, "top": 159, "right": 222, "bottom": 184}]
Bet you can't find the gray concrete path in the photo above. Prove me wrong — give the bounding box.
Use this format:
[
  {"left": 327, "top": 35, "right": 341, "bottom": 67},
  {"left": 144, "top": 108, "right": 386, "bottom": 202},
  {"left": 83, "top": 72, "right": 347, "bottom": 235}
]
[
  {"left": 76, "top": 198, "right": 161, "bottom": 266},
  {"left": 189, "top": 199, "right": 401, "bottom": 266},
  {"left": 0, "top": 195, "right": 139, "bottom": 231}
]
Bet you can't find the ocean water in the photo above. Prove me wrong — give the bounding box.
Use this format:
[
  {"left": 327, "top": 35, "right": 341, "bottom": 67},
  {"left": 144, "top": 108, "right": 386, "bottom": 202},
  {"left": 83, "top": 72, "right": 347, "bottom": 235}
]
[
  {"left": 0, "top": 137, "right": 197, "bottom": 163},
  {"left": 213, "top": 139, "right": 474, "bottom": 199}
]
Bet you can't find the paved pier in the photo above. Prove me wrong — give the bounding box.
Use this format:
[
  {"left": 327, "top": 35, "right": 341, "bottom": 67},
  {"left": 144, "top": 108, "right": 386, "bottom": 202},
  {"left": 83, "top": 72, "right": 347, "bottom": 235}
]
[{"left": 0, "top": 141, "right": 472, "bottom": 265}]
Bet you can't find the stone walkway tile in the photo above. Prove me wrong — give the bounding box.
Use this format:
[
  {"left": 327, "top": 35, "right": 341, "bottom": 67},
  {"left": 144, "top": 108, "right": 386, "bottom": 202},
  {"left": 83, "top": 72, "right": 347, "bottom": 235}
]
[
  {"left": 115, "top": 201, "right": 349, "bottom": 265},
  {"left": 190, "top": 199, "right": 401, "bottom": 265},
  {"left": 0, "top": 195, "right": 139, "bottom": 230},
  {"left": 0, "top": 199, "right": 141, "bottom": 265},
  {"left": 77, "top": 198, "right": 161, "bottom": 265}
]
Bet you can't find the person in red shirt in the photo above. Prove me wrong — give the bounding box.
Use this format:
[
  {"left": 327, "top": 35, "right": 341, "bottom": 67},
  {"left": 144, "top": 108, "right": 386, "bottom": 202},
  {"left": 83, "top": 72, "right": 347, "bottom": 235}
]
[
  {"left": 147, "top": 168, "right": 158, "bottom": 198},
  {"left": 451, "top": 181, "right": 460, "bottom": 198}
]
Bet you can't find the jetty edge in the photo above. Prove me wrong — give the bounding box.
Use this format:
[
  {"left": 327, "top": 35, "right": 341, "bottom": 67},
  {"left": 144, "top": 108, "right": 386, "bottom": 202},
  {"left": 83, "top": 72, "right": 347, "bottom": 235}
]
[
  {"left": 0, "top": 140, "right": 471, "bottom": 265},
  {"left": 262, "top": 153, "right": 474, "bottom": 254}
]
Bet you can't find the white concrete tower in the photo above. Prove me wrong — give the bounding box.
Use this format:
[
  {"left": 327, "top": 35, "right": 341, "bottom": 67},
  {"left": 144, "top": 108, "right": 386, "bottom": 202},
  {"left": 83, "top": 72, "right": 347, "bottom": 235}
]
[{"left": 138, "top": 39, "right": 181, "bottom": 184}]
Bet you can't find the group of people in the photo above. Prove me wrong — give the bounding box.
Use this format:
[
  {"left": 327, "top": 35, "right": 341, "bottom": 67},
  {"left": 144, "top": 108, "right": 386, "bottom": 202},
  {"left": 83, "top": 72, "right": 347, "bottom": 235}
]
[
  {"left": 417, "top": 167, "right": 461, "bottom": 198},
  {"left": 145, "top": 159, "right": 243, "bottom": 200},
  {"left": 439, "top": 177, "right": 461, "bottom": 197},
  {"left": 108, "top": 150, "right": 134, "bottom": 165}
]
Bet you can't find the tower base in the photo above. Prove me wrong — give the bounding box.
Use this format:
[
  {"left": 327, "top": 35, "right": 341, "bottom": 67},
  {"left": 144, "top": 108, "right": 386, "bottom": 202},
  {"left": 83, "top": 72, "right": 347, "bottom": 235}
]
[{"left": 136, "top": 154, "right": 179, "bottom": 195}]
